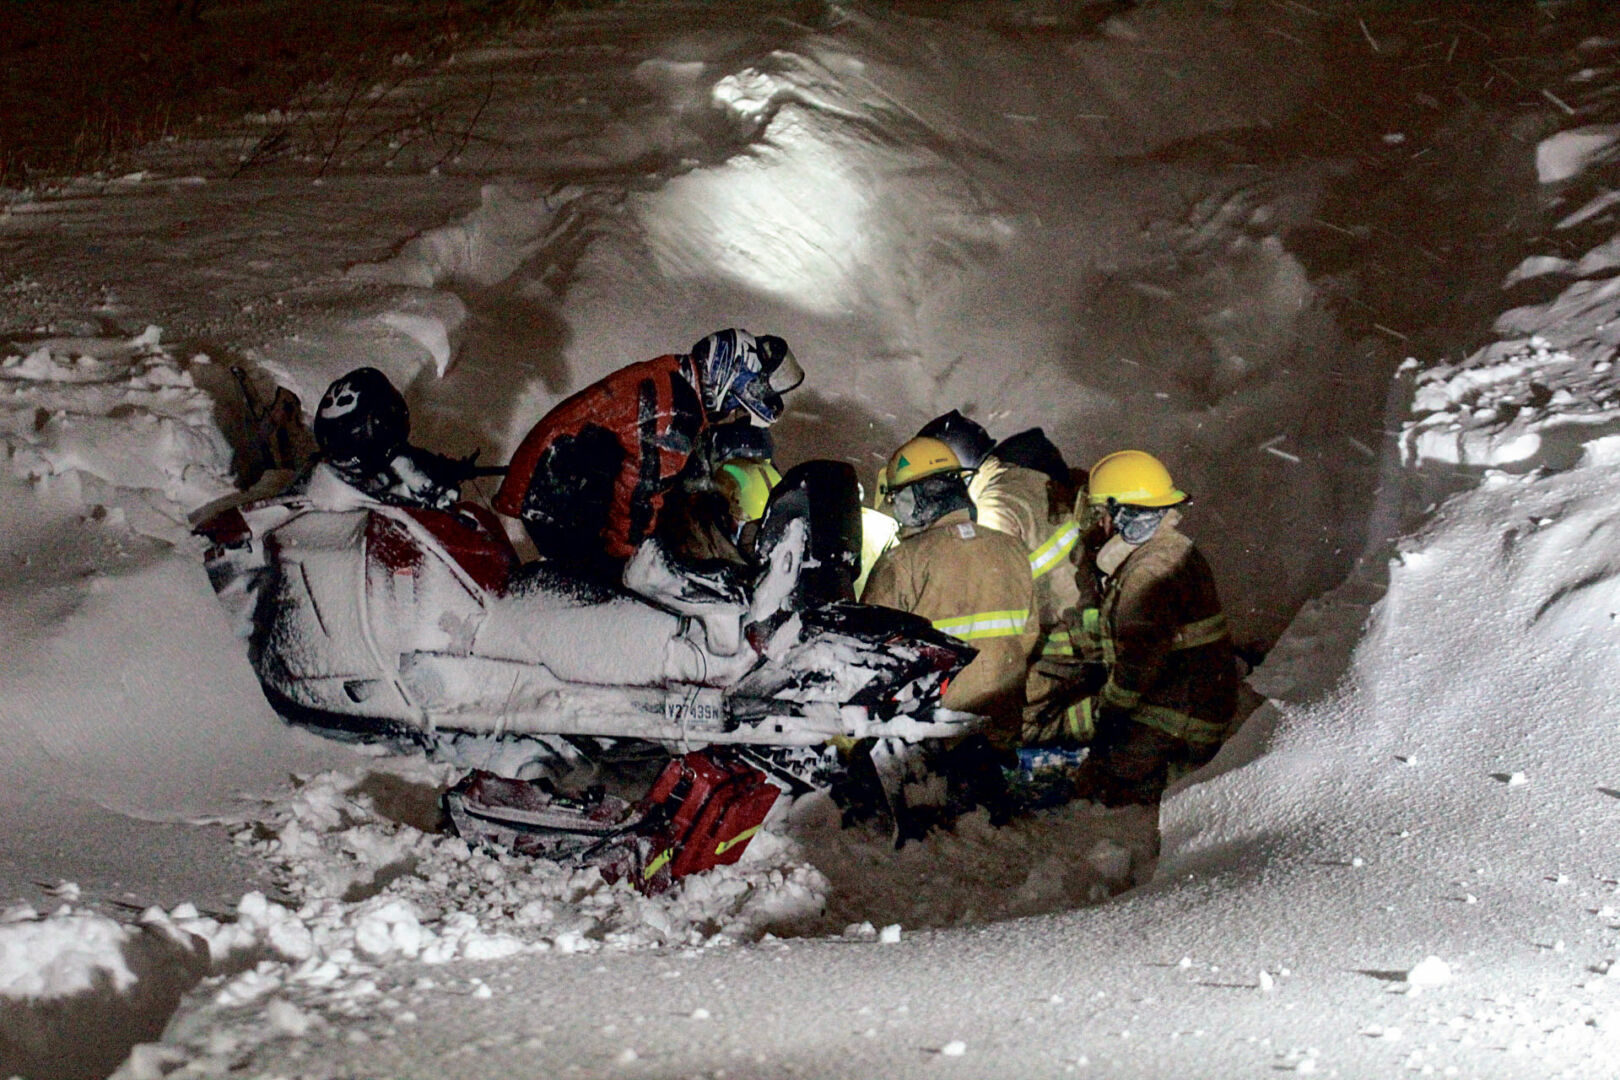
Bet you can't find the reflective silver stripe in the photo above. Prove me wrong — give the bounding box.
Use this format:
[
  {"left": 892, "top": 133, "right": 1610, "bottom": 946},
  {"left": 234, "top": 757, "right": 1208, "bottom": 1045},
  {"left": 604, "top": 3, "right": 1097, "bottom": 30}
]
[
  {"left": 1028, "top": 520, "right": 1081, "bottom": 580},
  {"left": 932, "top": 609, "right": 1030, "bottom": 641}
]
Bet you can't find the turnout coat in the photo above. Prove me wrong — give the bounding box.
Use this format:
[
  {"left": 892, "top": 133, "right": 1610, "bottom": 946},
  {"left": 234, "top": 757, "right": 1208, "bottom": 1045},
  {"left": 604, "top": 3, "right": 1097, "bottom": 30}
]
[{"left": 862, "top": 508, "right": 1040, "bottom": 741}]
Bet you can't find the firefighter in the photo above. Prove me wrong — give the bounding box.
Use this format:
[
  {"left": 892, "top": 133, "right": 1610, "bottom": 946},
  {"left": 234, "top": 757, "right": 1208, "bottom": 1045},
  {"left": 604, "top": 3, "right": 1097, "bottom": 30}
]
[
  {"left": 1038, "top": 450, "right": 1238, "bottom": 806},
  {"left": 861, "top": 436, "right": 1040, "bottom": 743},
  {"left": 915, "top": 410, "right": 1086, "bottom": 736},
  {"left": 493, "top": 329, "right": 802, "bottom": 581}
]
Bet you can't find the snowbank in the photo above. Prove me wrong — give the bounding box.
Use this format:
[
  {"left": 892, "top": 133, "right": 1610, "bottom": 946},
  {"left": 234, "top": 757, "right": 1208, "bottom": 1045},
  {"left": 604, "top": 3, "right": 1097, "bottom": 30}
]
[{"left": 0, "top": 330, "right": 352, "bottom": 822}]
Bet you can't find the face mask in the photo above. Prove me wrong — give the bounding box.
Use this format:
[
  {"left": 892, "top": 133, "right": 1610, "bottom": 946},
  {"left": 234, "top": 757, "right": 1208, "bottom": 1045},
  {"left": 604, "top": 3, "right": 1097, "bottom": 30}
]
[
  {"left": 1113, "top": 504, "right": 1167, "bottom": 545},
  {"left": 890, "top": 485, "right": 925, "bottom": 528}
]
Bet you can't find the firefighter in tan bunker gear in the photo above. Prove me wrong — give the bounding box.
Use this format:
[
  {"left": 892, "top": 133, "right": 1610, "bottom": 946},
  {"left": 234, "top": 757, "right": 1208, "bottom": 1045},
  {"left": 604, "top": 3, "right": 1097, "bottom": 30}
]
[
  {"left": 915, "top": 411, "right": 1085, "bottom": 735},
  {"left": 1039, "top": 450, "right": 1239, "bottom": 805},
  {"left": 861, "top": 436, "right": 1040, "bottom": 745}
]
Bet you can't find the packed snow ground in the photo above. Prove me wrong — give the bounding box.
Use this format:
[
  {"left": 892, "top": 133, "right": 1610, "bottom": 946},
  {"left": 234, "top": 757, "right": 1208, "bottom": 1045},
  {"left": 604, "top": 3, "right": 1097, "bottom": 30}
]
[{"left": 3, "top": 2, "right": 1620, "bottom": 1078}]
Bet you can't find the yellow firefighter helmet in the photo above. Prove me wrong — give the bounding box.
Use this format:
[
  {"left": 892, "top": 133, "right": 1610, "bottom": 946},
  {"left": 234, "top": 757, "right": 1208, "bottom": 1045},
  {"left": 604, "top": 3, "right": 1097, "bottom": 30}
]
[
  {"left": 1086, "top": 450, "right": 1187, "bottom": 507},
  {"left": 878, "top": 436, "right": 964, "bottom": 499},
  {"left": 716, "top": 459, "right": 783, "bottom": 523}
]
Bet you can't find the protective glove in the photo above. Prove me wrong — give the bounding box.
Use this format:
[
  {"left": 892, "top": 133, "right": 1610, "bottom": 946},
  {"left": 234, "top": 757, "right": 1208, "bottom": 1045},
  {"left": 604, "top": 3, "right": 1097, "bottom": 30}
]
[{"left": 1033, "top": 657, "right": 1107, "bottom": 697}]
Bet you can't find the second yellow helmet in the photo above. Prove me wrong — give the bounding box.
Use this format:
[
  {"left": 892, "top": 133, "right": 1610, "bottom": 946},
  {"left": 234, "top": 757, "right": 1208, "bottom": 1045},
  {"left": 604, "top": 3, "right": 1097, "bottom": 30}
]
[
  {"left": 717, "top": 459, "right": 783, "bottom": 523},
  {"left": 1087, "top": 450, "right": 1187, "bottom": 507}
]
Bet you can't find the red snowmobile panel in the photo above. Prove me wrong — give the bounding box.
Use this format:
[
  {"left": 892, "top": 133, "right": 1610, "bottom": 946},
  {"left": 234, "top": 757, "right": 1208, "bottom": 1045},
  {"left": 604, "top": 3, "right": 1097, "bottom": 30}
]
[
  {"left": 403, "top": 504, "right": 518, "bottom": 595},
  {"left": 367, "top": 504, "right": 517, "bottom": 595}
]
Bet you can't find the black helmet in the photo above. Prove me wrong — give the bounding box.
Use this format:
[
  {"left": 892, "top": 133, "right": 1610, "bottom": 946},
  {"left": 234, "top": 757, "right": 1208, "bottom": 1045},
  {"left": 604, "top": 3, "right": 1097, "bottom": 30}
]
[
  {"left": 916, "top": 409, "right": 992, "bottom": 470},
  {"left": 990, "top": 427, "right": 1070, "bottom": 487},
  {"left": 313, "top": 367, "right": 409, "bottom": 469}
]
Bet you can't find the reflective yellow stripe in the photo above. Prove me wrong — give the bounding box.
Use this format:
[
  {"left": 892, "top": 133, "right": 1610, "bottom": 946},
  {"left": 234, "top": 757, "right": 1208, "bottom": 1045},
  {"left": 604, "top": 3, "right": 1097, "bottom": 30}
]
[
  {"left": 714, "top": 825, "right": 761, "bottom": 856},
  {"left": 1077, "top": 606, "right": 1104, "bottom": 661},
  {"left": 1063, "top": 699, "right": 1093, "bottom": 742},
  {"left": 1099, "top": 678, "right": 1140, "bottom": 710},
  {"left": 1171, "top": 612, "right": 1229, "bottom": 651},
  {"left": 1085, "top": 606, "right": 1225, "bottom": 663},
  {"left": 643, "top": 848, "right": 673, "bottom": 880},
  {"left": 1028, "top": 520, "right": 1080, "bottom": 580},
  {"left": 1130, "top": 703, "right": 1229, "bottom": 745},
  {"left": 1041, "top": 628, "right": 1075, "bottom": 658},
  {"left": 933, "top": 609, "right": 1030, "bottom": 641}
]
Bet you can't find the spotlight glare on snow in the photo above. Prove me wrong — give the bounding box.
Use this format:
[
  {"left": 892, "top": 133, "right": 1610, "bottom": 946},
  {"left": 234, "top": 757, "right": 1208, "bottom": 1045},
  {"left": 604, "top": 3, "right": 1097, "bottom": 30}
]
[{"left": 641, "top": 138, "right": 869, "bottom": 315}]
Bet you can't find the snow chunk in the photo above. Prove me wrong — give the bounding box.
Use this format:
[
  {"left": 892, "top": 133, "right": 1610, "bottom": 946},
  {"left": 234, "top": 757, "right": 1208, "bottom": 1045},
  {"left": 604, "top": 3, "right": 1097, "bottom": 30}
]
[
  {"left": 347, "top": 184, "right": 581, "bottom": 289},
  {"left": 0, "top": 912, "right": 136, "bottom": 999},
  {"left": 267, "top": 998, "right": 314, "bottom": 1037},
  {"left": 1536, "top": 126, "right": 1620, "bottom": 184},
  {"left": 1502, "top": 255, "right": 1575, "bottom": 288},
  {"left": 372, "top": 291, "right": 468, "bottom": 377},
  {"left": 0, "top": 329, "right": 233, "bottom": 539},
  {"left": 1405, "top": 956, "right": 1453, "bottom": 991}
]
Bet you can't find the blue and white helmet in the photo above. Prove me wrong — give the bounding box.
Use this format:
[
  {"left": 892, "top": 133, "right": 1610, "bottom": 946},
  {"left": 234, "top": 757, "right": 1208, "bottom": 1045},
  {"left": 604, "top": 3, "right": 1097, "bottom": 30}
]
[{"left": 689, "top": 328, "right": 804, "bottom": 426}]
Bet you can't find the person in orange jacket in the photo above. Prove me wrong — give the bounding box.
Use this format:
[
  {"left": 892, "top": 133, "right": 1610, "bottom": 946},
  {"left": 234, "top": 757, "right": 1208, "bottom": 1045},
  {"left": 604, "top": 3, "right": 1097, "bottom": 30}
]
[{"left": 494, "top": 329, "right": 802, "bottom": 581}]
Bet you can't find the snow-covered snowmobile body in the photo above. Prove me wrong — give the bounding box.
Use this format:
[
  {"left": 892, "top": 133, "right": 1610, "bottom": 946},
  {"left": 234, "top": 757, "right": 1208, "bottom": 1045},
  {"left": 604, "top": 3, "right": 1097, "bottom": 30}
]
[{"left": 195, "top": 464, "right": 976, "bottom": 754}]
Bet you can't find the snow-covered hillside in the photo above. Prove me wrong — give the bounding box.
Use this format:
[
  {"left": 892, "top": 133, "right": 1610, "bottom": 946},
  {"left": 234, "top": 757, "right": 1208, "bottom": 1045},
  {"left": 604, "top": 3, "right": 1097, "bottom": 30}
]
[{"left": 3, "top": 2, "right": 1619, "bottom": 1078}]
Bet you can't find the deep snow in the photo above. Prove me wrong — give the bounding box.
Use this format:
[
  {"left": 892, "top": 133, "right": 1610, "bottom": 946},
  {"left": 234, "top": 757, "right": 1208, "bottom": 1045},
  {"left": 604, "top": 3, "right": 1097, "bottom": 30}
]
[{"left": 3, "top": 1, "right": 1620, "bottom": 1078}]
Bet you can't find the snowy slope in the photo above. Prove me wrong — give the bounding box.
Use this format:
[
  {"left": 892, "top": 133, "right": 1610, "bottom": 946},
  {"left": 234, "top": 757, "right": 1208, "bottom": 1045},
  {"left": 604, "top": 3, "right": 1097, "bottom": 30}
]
[{"left": 2, "top": 2, "right": 1620, "bottom": 1078}]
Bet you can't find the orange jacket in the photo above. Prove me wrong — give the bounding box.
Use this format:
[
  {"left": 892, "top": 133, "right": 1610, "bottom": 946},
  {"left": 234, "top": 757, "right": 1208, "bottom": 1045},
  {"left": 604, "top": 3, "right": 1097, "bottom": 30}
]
[{"left": 494, "top": 354, "right": 709, "bottom": 559}]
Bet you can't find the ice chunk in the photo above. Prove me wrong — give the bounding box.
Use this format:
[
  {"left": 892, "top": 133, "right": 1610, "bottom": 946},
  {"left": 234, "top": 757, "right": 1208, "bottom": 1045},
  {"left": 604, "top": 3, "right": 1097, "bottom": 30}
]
[
  {"left": 0, "top": 913, "right": 136, "bottom": 999},
  {"left": 377, "top": 311, "right": 455, "bottom": 377},
  {"left": 267, "top": 998, "right": 314, "bottom": 1036},
  {"left": 1405, "top": 956, "right": 1452, "bottom": 990}
]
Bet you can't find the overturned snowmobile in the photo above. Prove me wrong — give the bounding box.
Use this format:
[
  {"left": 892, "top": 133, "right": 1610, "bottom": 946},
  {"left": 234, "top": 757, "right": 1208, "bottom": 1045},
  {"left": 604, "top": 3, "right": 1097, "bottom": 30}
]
[{"left": 195, "top": 459, "right": 976, "bottom": 768}]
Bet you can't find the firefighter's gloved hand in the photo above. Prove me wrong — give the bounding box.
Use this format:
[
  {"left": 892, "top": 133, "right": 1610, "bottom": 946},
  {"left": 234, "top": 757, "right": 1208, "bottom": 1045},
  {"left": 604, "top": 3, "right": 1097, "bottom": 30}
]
[{"left": 1034, "top": 657, "right": 1107, "bottom": 697}]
